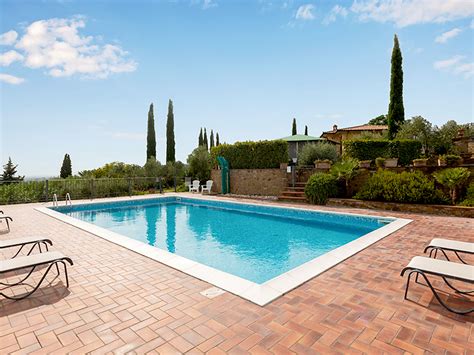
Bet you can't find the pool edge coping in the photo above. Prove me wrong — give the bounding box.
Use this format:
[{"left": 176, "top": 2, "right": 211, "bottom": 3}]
[{"left": 35, "top": 194, "right": 412, "bottom": 306}]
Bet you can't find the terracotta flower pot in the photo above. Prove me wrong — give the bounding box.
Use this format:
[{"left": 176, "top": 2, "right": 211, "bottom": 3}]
[
  {"left": 314, "top": 160, "right": 332, "bottom": 169},
  {"left": 384, "top": 158, "right": 398, "bottom": 168},
  {"left": 413, "top": 158, "right": 428, "bottom": 167}
]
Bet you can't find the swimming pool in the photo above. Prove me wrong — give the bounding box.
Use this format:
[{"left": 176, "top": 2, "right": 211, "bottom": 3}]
[{"left": 38, "top": 195, "right": 411, "bottom": 305}]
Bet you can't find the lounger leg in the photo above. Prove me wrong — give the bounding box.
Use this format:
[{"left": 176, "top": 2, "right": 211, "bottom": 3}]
[
  {"left": 441, "top": 277, "right": 474, "bottom": 295},
  {"left": 404, "top": 271, "right": 413, "bottom": 300},
  {"left": 62, "top": 261, "right": 69, "bottom": 288},
  {"left": 454, "top": 251, "right": 468, "bottom": 264},
  {"left": 43, "top": 242, "right": 49, "bottom": 252},
  {"left": 11, "top": 244, "right": 26, "bottom": 258},
  {"left": 6, "top": 219, "right": 10, "bottom": 231},
  {"left": 407, "top": 270, "right": 474, "bottom": 315},
  {"left": 0, "top": 263, "right": 57, "bottom": 300},
  {"left": 0, "top": 265, "right": 37, "bottom": 286}
]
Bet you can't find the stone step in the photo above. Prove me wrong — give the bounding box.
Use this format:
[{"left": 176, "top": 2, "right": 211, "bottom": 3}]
[
  {"left": 280, "top": 190, "right": 305, "bottom": 196},
  {"left": 278, "top": 195, "right": 307, "bottom": 202}
]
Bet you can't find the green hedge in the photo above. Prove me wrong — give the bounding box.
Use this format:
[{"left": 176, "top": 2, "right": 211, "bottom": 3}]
[
  {"left": 354, "top": 170, "right": 446, "bottom": 204},
  {"left": 210, "top": 140, "right": 288, "bottom": 169},
  {"left": 343, "top": 139, "right": 421, "bottom": 166}
]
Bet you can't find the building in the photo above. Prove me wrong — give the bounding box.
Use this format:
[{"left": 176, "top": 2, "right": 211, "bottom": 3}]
[
  {"left": 320, "top": 124, "right": 388, "bottom": 154},
  {"left": 279, "top": 134, "right": 330, "bottom": 161}
]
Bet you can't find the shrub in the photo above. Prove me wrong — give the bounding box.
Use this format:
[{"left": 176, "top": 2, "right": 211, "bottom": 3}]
[
  {"left": 187, "top": 146, "right": 211, "bottom": 182},
  {"left": 343, "top": 139, "right": 421, "bottom": 166},
  {"left": 304, "top": 173, "right": 338, "bottom": 205},
  {"left": 460, "top": 182, "right": 474, "bottom": 207},
  {"left": 355, "top": 170, "right": 445, "bottom": 204},
  {"left": 440, "top": 154, "right": 462, "bottom": 167},
  {"left": 330, "top": 158, "right": 359, "bottom": 197},
  {"left": 298, "top": 142, "right": 338, "bottom": 166},
  {"left": 433, "top": 168, "right": 470, "bottom": 204},
  {"left": 210, "top": 140, "right": 288, "bottom": 169}
]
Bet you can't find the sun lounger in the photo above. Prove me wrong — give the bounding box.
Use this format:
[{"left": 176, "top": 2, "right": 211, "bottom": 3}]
[
  {"left": 0, "top": 211, "right": 12, "bottom": 231},
  {"left": 0, "top": 236, "right": 53, "bottom": 258},
  {"left": 401, "top": 256, "right": 473, "bottom": 314},
  {"left": 0, "top": 251, "right": 73, "bottom": 300},
  {"left": 424, "top": 238, "right": 473, "bottom": 264}
]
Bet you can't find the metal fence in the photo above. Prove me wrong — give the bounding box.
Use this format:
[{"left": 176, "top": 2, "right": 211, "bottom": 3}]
[{"left": 0, "top": 176, "right": 187, "bottom": 205}]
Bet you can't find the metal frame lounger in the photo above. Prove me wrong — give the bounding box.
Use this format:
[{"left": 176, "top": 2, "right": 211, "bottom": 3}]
[
  {"left": 424, "top": 238, "right": 474, "bottom": 264},
  {"left": 401, "top": 256, "right": 473, "bottom": 315},
  {"left": 0, "top": 211, "right": 13, "bottom": 231},
  {"left": 0, "top": 251, "right": 73, "bottom": 300},
  {"left": 0, "top": 236, "right": 53, "bottom": 258}
]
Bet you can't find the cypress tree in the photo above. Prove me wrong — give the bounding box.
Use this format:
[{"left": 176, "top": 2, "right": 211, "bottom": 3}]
[
  {"left": 1, "top": 157, "right": 24, "bottom": 183},
  {"left": 304, "top": 125, "right": 308, "bottom": 135},
  {"left": 146, "top": 103, "right": 156, "bottom": 161},
  {"left": 166, "top": 99, "right": 175, "bottom": 162},
  {"left": 216, "top": 132, "right": 220, "bottom": 146},
  {"left": 203, "top": 128, "right": 208, "bottom": 150},
  {"left": 292, "top": 118, "right": 297, "bottom": 135},
  {"left": 387, "top": 34, "right": 405, "bottom": 139},
  {"left": 60, "top": 154, "right": 72, "bottom": 178},
  {"left": 210, "top": 130, "right": 215, "bottom": 149},
  {"left": 198, "top": 128, "right": 203, "bottom": 147}
]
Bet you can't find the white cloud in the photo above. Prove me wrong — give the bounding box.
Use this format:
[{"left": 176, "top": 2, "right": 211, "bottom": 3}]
[
  {"left": 323, "top": 5, "right": 348, "bottom": 25},
  {"left": 435, "top": 28, "right": 462, "bottom": 43},
  {"left": 0, "top": 30, "right": 18, "bottom": 45},
  {"left": 295, "top": 4, "right": 315, "bottom": 20},
  {"left": 434, "top": 55, "right": 464, "bottom": 69},
  {"left": 0, "top": 73, "right": 25, "bottom": 84},
  {"left": 434, "top": 55, "right": 473, "bottom": 78},
  {"left": 0, "top": 50, "right": 24, "bottom": 66},
  {"left": 351, "top": 0, "right": 474, "bottom": 27},
  {"left": 1, "top": 16, "right": 137, "bottom": 79},
  {"left": 202, "top": 0, "right": 217, "bottom": 9},
  {"left": 453, "top": 62, "right": 474, "bottom": 78}
]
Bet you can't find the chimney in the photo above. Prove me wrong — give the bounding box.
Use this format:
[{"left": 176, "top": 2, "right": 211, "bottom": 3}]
[{"left": 332, "top": 124, "right": 338, "bottom": 132}]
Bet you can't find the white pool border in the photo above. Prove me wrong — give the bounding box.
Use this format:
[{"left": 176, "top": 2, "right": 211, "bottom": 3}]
[{"left": 35, "top": 194, "right": 412, "bottom": 306}]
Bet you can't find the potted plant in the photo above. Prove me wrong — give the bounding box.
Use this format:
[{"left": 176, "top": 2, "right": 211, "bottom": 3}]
[
  {"left": 359, "top": 160, "right": 371, "bottom": 169},
  {"left": 445, "top": 154, "right": 462, "bottom": 167},
  {"left": 314, "top": 159, "right": 332, "bottom": 169},
  {"left": 375, "top": 157, "right": 385, "bottom": 168},
  {"left": 433, "top": 167, "right": 470, "bottom": 204},
  {"left": 413, "top": 158, "right": 429, "bottom": 167},
  {"left": 384, "top": 157, "right": 398, "bottom": 168}
]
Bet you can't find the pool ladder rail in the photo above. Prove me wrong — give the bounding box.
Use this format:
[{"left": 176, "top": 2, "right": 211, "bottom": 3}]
[{"left": 52, "top": 193, "right": 72, "bottom": 206}]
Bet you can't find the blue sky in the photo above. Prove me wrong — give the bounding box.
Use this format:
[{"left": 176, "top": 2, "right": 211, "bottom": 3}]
[{"left": 1, "top": 0, "right": 473, "bottom": 177}]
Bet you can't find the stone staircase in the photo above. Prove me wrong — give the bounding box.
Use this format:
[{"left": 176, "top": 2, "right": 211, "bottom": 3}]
[{"left": 278, "top": 182, "right": 307, "bottom": 202}]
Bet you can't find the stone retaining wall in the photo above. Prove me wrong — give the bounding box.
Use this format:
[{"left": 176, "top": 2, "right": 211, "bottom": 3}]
[
  {"left": 211, "top": 169, "right": 287, "bottom": 196},
  {"left": 327, "top": 198, "right": 474, "bottom": 218}
]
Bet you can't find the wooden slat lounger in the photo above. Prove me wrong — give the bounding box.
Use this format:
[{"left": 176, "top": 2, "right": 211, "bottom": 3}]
[
  {"left": 424, "top": 238, "right": 474, "bottom": 264},
  {"left": 0, "top": 211, "right": 13, "bottom": 231},
  {"left": 0, "top": 251, "right": 73, "bottom": 300},
  {"left": 0, "top": 236, "right": 53, "bottom": 258},
  {"left": 401, "top": 256, "right": 473, "bottom": 314}
]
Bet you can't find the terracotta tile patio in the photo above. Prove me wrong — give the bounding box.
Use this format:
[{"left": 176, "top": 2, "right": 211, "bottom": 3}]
[{"left": 0, "top": 194, "right": 473, "bottom": 354}]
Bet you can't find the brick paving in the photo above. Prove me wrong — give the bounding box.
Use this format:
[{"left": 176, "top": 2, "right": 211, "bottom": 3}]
[{"left": 0, "top": 194, "right": 473, "bottom": 354}]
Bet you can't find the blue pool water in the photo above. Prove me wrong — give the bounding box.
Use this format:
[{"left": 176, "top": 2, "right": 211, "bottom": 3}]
[{"left": 54, "top": 197, "right": 388, "bottom": 283}]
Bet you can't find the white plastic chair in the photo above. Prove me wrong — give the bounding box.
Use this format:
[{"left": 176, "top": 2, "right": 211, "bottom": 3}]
[
  {"left": 189, "top": 180, "right": 200, "bottom": 193},
  {"left": 201, "top": 180, "right": 213, "bottom": 194}
]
